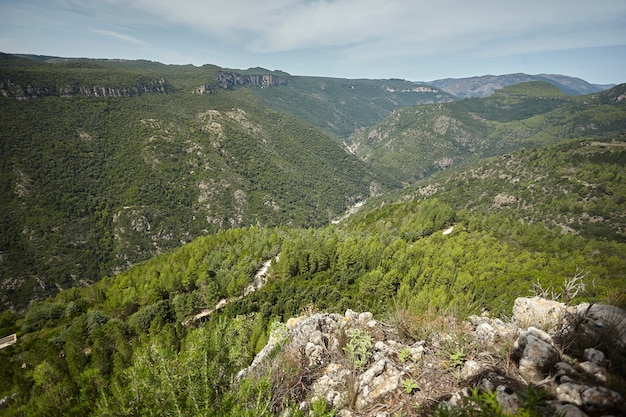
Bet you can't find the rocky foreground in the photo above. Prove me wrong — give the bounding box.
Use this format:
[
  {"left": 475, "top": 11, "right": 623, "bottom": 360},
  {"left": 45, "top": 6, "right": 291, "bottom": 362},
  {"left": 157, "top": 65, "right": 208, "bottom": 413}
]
[{"left": 237, "top": 297, "right": 626, "bottom": 416}]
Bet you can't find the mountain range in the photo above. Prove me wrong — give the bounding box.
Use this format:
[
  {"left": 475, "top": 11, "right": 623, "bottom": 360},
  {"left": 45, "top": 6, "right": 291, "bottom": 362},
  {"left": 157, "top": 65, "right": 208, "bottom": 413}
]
[
  {"left": 0, "top": 51, "right": 625, "bottom": 417},
  {"left": 428, "top": 73, "right": 614, "bottom": 98}
]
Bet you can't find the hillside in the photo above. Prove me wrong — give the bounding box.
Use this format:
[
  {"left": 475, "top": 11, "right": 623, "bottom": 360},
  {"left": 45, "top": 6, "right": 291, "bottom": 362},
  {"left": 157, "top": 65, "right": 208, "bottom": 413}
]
[
  {"left": 0, "top": 136, "right": 625, "bottom": 415},
  {"left": 0, "top": 53, "right": 401, "bottom": 310},
  {"left": 1, "top": 53, "right": 626, "bottom": 415},
  {"left": 429, "top": 73, "right": 612, "bottom": 98},
  {"left": 246, "top": 76, "right": 456, "bottom": 140},
  {"left": 347, "top": 82, "right": 626, "bottom": 182}
]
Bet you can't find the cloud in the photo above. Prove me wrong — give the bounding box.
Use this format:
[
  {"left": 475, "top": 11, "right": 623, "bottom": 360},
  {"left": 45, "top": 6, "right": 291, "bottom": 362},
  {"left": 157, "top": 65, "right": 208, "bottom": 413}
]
[
  {"left": 92, "top": 29, "right": 150, "bottom": 47},
  {"left": 115, "top": 0, "right": 626, "bottom": 56}
]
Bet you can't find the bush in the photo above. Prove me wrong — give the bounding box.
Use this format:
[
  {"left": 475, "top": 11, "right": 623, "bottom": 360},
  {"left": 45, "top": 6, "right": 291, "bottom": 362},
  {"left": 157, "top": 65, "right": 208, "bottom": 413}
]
[{"left": 22, "top": 302, "right": 64, "bottom": 332}]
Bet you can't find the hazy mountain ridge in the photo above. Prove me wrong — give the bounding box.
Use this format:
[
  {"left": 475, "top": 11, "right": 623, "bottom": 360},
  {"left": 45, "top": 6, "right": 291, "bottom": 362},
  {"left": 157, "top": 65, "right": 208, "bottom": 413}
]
[{"left": 428, "top": 72, "right": 613, "bottom": 98}]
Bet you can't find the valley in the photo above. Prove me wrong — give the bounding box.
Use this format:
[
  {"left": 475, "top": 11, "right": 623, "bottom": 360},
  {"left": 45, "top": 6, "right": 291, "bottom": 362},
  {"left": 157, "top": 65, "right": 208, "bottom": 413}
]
[{"left": 0, "top": 53, "right": 625, "bottom": 416}]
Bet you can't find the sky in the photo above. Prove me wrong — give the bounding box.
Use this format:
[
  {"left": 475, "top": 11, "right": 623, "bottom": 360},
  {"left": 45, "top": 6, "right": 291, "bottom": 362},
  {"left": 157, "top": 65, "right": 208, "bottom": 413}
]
[{"left": 1, "top": 0, "right": 625, "bottom": 84}]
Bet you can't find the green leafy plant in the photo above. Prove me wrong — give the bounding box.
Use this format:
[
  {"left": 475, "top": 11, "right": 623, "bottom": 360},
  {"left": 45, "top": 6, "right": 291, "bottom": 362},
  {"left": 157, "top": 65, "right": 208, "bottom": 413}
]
[
  {"left": 399, "top": 347, "right": 412, "bottom": 363},
  {"left": 310, "top": 396, "right": 337, "bottom": 417},
  {"left": 449, "top": 349, "right": 466, "bottom": 368},
  {"left": 401, "top": 377, "right": 419, "bottom": 394},
  {"left": 343, "top": 328, "right": 373, "bottom": 370}
]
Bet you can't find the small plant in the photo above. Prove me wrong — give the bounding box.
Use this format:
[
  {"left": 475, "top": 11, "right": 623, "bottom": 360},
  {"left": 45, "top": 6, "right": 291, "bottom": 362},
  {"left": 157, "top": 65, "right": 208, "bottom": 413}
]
[
  {"left": 401, "top": 378, "right": 419, "bottom": 394},
  {"left": 399, "top": 347, "right": 412, "bottom": 363},
  {"left": 343, "top": 328, "right": 372, "bottom": 370},
  {"left": 310, "top": 396, "right": 337, "bottom": 417},
  {"left": 449, "top": 349, "right": 466, "bottom": 368},
  {"left": 518, "top": 384, "right": 548, "bottom": 415}
]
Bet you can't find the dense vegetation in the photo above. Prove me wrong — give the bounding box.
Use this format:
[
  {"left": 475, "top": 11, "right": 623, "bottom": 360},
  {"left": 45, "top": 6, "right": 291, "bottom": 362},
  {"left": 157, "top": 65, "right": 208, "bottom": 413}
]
[
  {"left": 348, "top": 81, "right": 626, "bottom": 182},
  {"left": 1, "top": 134, "right": 625, "bottom": 415},
  {"left": 1, "top": 54, "right": 402, "bottom": 309},
  {"left": 0, "top": 53, "right": 625, "bottom": 415},
  {"left": 248, "top": 76, "right": 455, "bottom": 139}
]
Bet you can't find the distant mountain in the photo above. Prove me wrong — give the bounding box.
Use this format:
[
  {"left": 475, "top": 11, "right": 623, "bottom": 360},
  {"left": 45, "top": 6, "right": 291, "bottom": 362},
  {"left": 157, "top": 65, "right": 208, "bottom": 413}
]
[
  {"left": 428, "top": 73, "right": 614, "bottom": 98},
  {"left": 347, "top": 81, "right": 626, "bottom": 182},
  {"left": 245, "top": 76, "right": 456, "bottom": 140}
]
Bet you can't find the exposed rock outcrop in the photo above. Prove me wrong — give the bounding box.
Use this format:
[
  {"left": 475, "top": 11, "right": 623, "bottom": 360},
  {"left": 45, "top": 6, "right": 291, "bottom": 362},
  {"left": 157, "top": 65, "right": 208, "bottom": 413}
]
[
  {"left": 217, "top": 71, "right": 289, "bottom": 89},
  {"left": 193, "top": 70, "right": 290, "bottom": 94},
  {"left": 1, "top": 78, "right": 172, "bottom": 99},
  {"left": 238, "top": 298, "right": 626, "bottom": 416}
]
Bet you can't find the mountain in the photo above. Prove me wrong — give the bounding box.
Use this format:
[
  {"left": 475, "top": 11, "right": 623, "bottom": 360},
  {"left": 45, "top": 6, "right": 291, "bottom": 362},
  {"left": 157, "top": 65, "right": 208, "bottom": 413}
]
[
  {"left": 428, "top": 73, "right": 613, "bottom": 98},
  {"left": 0, "top": 53, "right": 401, "bottom": 310},
  {"left": 1, "top": 52, "right": 625, "bottom": 416},
  {"left": 1, "top": 136, "right": 624, "bottom": 415},
  {"left": 243, "top": 75, "right": 456, "bottom": 140},
  {"left": 347, "top": 81, "right": 626, "bottom": 182}
]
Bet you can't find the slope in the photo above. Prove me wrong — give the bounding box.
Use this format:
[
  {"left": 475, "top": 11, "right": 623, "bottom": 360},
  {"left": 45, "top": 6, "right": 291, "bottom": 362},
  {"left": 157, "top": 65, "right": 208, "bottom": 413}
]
[
  {"left": 1, "top": 134, "right": 625, "bottom": 416},
  {"left": 347, "top": 81, "right": 626, "bottom": 182},
  {"left": 241, "top": 74, "right": 456, "bottom": 140},
  {"left": 0, "top": 55, "right": 398, "bottom": 310}
]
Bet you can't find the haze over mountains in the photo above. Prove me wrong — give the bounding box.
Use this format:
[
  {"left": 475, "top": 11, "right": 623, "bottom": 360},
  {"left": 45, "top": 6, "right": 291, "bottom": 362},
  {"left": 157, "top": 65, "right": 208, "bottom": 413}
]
[{"left": 427, "top": 73, "right": 614, "bottom": 98}]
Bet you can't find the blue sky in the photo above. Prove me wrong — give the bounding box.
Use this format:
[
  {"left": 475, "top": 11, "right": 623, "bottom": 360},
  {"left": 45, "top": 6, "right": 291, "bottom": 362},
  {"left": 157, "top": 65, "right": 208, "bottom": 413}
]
[{"left": 1, "top": 0, "right": 625, "bottom": 84}]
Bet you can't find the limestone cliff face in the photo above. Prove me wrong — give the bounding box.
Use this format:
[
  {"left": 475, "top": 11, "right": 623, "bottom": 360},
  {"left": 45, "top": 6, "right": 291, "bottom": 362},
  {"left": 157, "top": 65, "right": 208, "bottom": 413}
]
[
  {"left": 217, "top": 71, "right": 289, "bottom": 89},
  {"left": 0, "top": 78, "right": 172, "bottom": 99},
  {"left": 193, "top": 71, "right": 289, "bottom": 95}
]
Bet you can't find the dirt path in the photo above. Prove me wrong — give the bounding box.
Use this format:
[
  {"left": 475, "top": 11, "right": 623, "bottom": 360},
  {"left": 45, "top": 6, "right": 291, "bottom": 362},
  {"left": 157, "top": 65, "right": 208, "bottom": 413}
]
[{"left": 183, "top": 255, "right": 278, "bottom": 326}]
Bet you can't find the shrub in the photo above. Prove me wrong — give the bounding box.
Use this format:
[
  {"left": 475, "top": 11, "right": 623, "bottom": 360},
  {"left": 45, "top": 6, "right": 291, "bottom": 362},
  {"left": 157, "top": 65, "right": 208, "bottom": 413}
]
[{"left": 343, "top": 328, "right": 372, "bottom": 370}]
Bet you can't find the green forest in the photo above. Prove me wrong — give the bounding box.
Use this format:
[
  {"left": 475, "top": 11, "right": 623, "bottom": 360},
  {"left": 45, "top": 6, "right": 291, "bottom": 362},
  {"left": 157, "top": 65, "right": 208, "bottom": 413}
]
[
  {"left": 1, "top": 54, "right": 625, "bottom": 415},
  {"left": 2, "top": 137, "right": 626, "bottom": 415}
]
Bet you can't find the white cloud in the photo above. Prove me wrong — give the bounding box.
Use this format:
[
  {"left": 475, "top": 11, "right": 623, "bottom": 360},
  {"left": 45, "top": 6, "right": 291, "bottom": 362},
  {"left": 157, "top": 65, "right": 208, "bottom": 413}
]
[
  {"left": 113, "top": 0, "right": 626, "bottom": 55},
  {"left": 1, "top": 0, "right": 624, "bottom": 82},
  {"left": 92, "top": 29, "right": 150, "bottom": 47}
]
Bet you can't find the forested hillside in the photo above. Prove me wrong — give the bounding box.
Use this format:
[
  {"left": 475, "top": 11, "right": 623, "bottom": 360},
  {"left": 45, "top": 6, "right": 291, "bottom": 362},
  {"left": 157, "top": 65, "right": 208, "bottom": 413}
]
[
  {"left": 1, "top": 137, "right": 625, "bottom": 415},
  {"left": 0, "top": 53, "right": 401, "bottom": 310},
  {"left": 348, "top": 82, "right": 626, "bottom": 182},
  {"left": 1, "top": 52, "right": 625, "bottom": 415},
  {"left": 247, "top": 76, "right": 455, "bottom": 140}
]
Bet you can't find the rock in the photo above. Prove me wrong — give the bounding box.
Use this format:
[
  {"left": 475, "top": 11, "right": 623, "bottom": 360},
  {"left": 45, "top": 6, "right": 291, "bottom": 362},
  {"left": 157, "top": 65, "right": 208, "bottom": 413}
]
[
  {"left": 513, "top": 297, "right": 566, "bottom": 331},
  {"left": 496, "top": 385, "right": 519, "bottom": 414},
  {"left": 556, "top": 382, "right": 584, "bottom": 406},
  {"left": 554, "top": 362, "right": 578, "bottom": 382},
  {"left": 580, "top": 386, "right": 624, "bottom": 412},
  {"left": 409, "top": 341, "right": 426, "bottom": 361},
  {"left": 475, "top": 322, "right": 497, "bottom": 340},
  {"left": 313, "top": 363, "right": 351, "bottom": 408},
  {"left": 553, "top": 403, "right": 589, "bottom": 417},
  {"left": 582, "top": 348, "right": 606, "bottom": 366},
  {"left": 526, "top": 326, "right": 553, "bottom": 344},
  {"left": 514, "top": 331, "right": 560, "bottom": 383},
  {"left": 355, "top": 358, "right": 402, "bottom": 410},
  {"left": 461, "top": 360, "right": 482, "bottom": 380},
  {"left": 557, "top": 382, "right": 624, "bottom": 412},
  {"left": 578, "top": 361, "right": 609, "bottom": 384},
  {"left": 568, "top": 303, "right": 626, "bottom": 349}
]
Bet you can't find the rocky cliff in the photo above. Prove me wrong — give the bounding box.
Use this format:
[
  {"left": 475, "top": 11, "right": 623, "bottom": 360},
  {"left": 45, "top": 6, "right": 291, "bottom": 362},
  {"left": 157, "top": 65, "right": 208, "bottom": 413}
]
[
  {"left": 0, "top": 78, "right": 172, "bottom": 99},
  {"left": 238, "top": 297, "right": 626, "bottom": 416},
  {"left": 218, "top": 70, "right": 289, "bottom": 89},
  {"left": 193, "top": 71, "right": 290, "bottom": 94}
]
